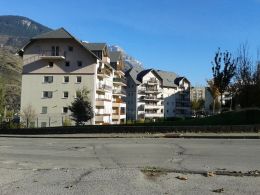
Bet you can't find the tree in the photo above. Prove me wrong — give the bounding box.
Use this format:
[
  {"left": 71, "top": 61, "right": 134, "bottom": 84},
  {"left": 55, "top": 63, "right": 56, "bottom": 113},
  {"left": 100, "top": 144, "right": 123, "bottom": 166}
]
[
  {"left": 235, "top": 43, "right": 254, "bottom": 87},
  {"left": 207, "top": 79, "right": 220, "bottom": 114},
  {"left": 21, "top": 104, "right": 36, "bottom": 127},
  {"left": 191, "top": 99, "right": 205, "bottom": 112},
  {"left": 233, "top": 44, "right": 260, "bottom": 108},
  {"left": 69, "top": 95, "right": 94, "bottom": 126},
  {"left": 212, "top": 49, "right": 236, "bottom": 109}
]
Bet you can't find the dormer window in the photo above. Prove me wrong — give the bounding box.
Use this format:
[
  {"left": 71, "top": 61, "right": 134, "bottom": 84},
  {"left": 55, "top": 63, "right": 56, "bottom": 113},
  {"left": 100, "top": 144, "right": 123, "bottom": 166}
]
[{"left": 48, "top": 62, "right": 53, "bottom": 68}]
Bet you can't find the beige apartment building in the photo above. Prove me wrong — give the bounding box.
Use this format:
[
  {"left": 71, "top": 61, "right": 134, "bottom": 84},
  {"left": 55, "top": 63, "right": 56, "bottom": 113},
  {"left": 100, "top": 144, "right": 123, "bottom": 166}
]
[
  {"left": 126, "top": 67, "right": 191, "bottom": 121},
  {"left": 19, "top": 28, "right": 126, "bottom": 127}
]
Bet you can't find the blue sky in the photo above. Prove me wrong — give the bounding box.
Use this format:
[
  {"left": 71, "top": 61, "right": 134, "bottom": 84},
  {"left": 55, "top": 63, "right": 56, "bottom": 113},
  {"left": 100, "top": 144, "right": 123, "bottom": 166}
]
[{"left": 1, "top": 0, "right": 260, "bottom": 85}]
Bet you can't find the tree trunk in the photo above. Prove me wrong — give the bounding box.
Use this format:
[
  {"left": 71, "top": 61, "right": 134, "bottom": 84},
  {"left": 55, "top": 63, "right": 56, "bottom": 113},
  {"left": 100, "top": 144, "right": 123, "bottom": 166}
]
[{"left": 213, "top": 99, "right": 215, "bottom": 115}]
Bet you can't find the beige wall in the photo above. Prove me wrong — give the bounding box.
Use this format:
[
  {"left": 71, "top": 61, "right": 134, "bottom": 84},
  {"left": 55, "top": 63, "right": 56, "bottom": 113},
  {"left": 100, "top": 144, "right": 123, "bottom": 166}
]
[
  {"left": 23, "top": 39, "right": 97, "bottom": 74},
  {"left": 21, "top": 38, "right": 98, "bottom": 127}
]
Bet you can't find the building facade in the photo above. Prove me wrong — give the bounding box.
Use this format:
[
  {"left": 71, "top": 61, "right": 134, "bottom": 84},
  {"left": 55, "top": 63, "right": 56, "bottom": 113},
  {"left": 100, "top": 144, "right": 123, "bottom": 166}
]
[
  {"left": 20, "top": 28, "right": 126, "bottom": 127},
  {"left": 190, "top": 86, "right": 214, "bottom": 114},
  {"left": 126, "top": 67, "right": 191, "bottom": 121}
]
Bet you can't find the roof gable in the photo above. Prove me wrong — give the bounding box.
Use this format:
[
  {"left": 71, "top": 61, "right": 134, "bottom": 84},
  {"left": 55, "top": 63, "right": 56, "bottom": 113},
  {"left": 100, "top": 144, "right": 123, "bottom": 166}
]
[
  {"left": 32, "top": 28, "right": 73, "bottom": 39},
  {"left": 110, "top": 51, "right": 122, "bottom": 62},
  {"left": 19, "top": 28, "right": 99, "bottom": 60},
  {"left": 156, "top": 70, "right": 179, "bottom": 88}
]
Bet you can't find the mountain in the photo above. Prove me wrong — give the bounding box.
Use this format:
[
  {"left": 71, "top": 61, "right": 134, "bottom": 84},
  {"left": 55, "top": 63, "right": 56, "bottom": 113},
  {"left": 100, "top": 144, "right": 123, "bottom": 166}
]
[
  {"left": 0, "top": 15, "right": 51, "bottom": 114},
  {"left": 0, "top": 15, "right": 52, "bottom": 51},
  {"left": 109, "top": 45, "right": 144, "bottom": 72}
]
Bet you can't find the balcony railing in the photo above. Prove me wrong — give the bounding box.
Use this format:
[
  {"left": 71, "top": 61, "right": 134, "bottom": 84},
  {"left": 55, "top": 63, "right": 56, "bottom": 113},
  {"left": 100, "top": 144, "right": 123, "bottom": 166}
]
[
  {"left": 96, "top": 83, "right": 112, "bottom": 91},
  {"left": 96, "top": 98, "right": 111, "bottom": 102},
  {"left": 39, "top": 50, "right": 66, "bottom": 59},
  {"left": 146, "top": 78, "right": 159, "bottom": 85},
  {"left": 144, "top": 112, "right": 164, "bottom": 118},
  {"left": 97, "top": 67, "right": 111, "bottom": 77},
  {"left": 113, "top": 88, "right": 126, "bottom": 95},
  {"left": 113, "top": 77, "right": 127, "bottom": 85},
  {"left": 145, "top": 104, "right": 164, "bottom": 109}
]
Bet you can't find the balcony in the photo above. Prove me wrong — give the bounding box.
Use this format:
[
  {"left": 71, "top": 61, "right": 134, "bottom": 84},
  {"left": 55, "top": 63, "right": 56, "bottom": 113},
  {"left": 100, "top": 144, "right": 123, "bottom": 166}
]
[
  {"left": 96, "top": 83, "right": 112, "bottom": 92},
  {"left": 145, "top": 104, "right": 164, "bottom": 110},
  {"left": 113, "top": 77, "right": 127, "bottom": 86},
  {"left": 138, "top": 87, "right": 146, "bottom": 94},
  {"left": 144, "top": 112, "right": 164, "bottom": 118},
  {"left": 138, "top": 105, "right": 145, "bottom": 111},
  {"left": 143, "top": 96, "right": 160, "bottom": 102},
  {"left": 146, "top": 78, "right": 159, "bottom": 85},
  {"left": 113, "top": 88, "right": 126, "bottom": 96},
  {"left": 145, "top": 88, "right": 163, "bottom": 94},
  {"left": 95, "top": 115, "right": 110, "bottom": 124},
  {"left": 96, "top": 98, "right": 111, "bottom": 107},
  {"left": 113, "top": 98, "right": 126, "bottom": 108},
  {"left": 39, "top": 50, "right": 66, "bottom": 60},
  {"left": 95, "top": 111, "right": 111, "bottom": 116},
  {"left": 97, "top": 68, "right": 111, "bottom": 78},
  {"left": 138, "top": 87, "right": 162, "bottom": 94}
]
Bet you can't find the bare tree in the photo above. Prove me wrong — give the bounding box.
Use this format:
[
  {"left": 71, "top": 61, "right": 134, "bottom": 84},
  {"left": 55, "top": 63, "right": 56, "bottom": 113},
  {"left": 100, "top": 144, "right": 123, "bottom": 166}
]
[
  {"left": 21, "top": 104, "right": 36, "bottom": 127},
  {"left": 236, "top": 43, "right": 254, "bottom": 87}
]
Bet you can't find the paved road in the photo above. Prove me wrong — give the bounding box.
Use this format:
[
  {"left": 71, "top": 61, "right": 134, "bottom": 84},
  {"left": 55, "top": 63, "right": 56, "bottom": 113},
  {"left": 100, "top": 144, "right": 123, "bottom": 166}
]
[{"left": 0, "top": 138, "right": 259, "bottom": 194}]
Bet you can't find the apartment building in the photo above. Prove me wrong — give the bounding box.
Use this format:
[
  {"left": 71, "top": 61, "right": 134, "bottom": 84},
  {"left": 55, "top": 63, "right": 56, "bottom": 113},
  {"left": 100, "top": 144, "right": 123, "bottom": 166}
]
[
  {"left": 19, "top": 28, "right": 125, "bottom": 127},
  {"left": 126, "top": 67, "right": 191, "bottom": 121},
  {"left": 156, "top": 70, "right": 191, "bottom": 118},
  {"left": 190, "top": 86, "right": 214, "bottom": 114},
  {"left": 110, "top": 51, "right": 127, "bottom": 124}
]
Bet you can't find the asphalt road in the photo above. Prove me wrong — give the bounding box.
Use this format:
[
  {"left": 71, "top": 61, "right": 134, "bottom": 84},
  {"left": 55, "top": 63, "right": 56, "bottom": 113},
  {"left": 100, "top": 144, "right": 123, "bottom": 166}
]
[{"left": 0, "top": 138, "right": 259, "bottom": 194}]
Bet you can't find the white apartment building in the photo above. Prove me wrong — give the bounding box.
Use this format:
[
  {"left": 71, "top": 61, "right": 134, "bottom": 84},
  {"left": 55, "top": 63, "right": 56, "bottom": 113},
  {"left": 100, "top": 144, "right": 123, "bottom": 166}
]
[
  {"left": 126, "top": 67, "right": 191, "bottom": 121},
  {"left": 19, "top": 28, "right": 126, "bottom": 127}
]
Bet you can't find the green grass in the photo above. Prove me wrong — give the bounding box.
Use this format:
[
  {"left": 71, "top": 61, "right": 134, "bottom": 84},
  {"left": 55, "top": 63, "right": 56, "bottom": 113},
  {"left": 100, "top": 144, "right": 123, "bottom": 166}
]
[{"left": 128, "top": 109, "right": 260, "bottom": 126}]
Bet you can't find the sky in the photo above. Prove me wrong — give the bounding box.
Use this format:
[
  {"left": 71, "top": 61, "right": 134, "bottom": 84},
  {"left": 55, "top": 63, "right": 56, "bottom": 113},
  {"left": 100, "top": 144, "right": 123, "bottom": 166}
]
[{"left": 1, "top": 0, "right": 260, "bottom": 85}]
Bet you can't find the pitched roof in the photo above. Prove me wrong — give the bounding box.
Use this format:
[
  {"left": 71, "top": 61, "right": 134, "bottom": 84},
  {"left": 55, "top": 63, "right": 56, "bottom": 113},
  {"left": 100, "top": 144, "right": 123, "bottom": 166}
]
[
  {"left": 155, "top": 70, "right": 179, "bottom": 88},
  {"left": 174, "top": 77, "right": 185, "bottom": 85},
  {"left": 126, "top": 66, "right": 144, "bottom": 84},
  {"left": 137, "top": 68, "right": 153, "bottom": 81},
  {"left": 82, "top": 42, "right": 107, "bottom": 51},
  {"left": 110, "top": 51, "right": 122, "bottom": 62},
  {"left": 19, "top": 28, "right": 99, "bottom": 60},
  {"left": 32, "top": 28, "right": 73, "bottom": 39}
]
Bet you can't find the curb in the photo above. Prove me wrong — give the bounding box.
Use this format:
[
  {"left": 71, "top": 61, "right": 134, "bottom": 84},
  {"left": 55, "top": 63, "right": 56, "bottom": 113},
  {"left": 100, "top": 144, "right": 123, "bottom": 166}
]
[{"left": 0, "top": 134, "right": 259, "bottom": 139}]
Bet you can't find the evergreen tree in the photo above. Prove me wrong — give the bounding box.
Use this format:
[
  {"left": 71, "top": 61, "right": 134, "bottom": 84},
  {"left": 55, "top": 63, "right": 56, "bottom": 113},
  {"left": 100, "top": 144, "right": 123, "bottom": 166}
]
[{"left": 69, "top": 96, "right": 94, "bottom": 126}]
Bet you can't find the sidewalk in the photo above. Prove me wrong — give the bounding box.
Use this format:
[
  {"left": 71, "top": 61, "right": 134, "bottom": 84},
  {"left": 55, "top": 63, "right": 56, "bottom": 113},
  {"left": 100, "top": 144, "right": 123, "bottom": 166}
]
[{"left": 0, "top": 133, "right": 259, "bottom": 139}]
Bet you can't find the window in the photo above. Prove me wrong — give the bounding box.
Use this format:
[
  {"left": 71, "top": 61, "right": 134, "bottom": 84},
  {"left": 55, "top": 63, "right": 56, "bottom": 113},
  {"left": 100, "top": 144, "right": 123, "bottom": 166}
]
[
  {"left": 43, "top": 76, "right": 53, "bottom": 83},
  {"left": 64, "top": 76, "right": 69, "bottom": 83},
  {"left": 43, "top": 91, "right": 53, "bottom": 98},
  {"left": 63, "top": 107, "right": 69, "bottom": 114},
  {"left": 48, "top": 62, "right": 54, "bottom": 68},
  {"left": 41, "top": 107, "right": 47, "bottom": 114},
  {"left": 51, "top": 46, "right": 59, "bottom": 56},
  {"left": 77, "top": 61, "right": 82, "bottom": 67},
  {"left": 65, "top": 61, "right": 70, "bottom": 67},
  {"left": 41, "top": 122, "right": 47, "bottom": 128},
  {"left": 68, "top": 46, "right": 73, "bottom": 52},
  {"left": 63, "top": 91, "right": 69, "bottom": 98},
  {"left": 76, "top": 76, "right": 82, "bottom": 83}
]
